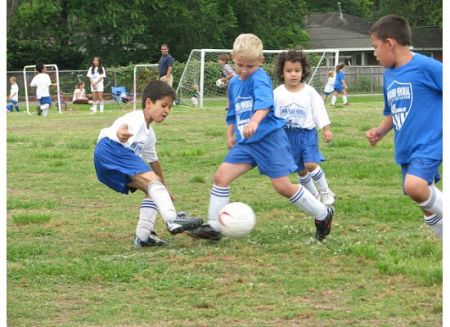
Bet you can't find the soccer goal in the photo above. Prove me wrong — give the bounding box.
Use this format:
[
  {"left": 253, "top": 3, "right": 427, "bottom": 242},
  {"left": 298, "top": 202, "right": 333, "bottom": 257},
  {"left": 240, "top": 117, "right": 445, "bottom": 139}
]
[
  {"left": 23, "top": 64, "right": 61, "bottom": 115},
  {"left": 176, "top": 49, "right": 340, "bottom": 108},
  {"left": 133, "top": 64, "right": 159, "bottom": 111}
]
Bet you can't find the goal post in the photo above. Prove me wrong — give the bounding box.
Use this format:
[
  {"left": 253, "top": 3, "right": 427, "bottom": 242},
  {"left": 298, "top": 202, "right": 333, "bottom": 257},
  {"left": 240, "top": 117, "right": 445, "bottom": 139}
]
[
  {"left": 133, "top": 64, "right": 159, "bottom": 111},
  {"left": 23, "top": 64, "right": 61, "bottom": 115},
  {"left": 176, "top": 49, "right": 340, "bottom": 109}
]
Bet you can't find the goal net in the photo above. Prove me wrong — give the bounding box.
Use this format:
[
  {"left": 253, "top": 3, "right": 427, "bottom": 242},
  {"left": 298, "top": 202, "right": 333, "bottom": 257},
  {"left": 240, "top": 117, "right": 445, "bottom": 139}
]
[{"left": 176, "top": 49, "right": 340, "bottom": 108}]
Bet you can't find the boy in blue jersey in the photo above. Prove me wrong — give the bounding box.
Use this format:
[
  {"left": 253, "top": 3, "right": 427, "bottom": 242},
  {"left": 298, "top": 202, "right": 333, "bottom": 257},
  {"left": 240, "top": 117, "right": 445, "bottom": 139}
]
[
  {"left": 366, "top": 15, "right": 442, "bottom": 238},
  {"left": 331, "top": 63, "right": 349, "bottom": 106},
  {"left": 188, "top": 34, "right": 334, "bottom": 242}
]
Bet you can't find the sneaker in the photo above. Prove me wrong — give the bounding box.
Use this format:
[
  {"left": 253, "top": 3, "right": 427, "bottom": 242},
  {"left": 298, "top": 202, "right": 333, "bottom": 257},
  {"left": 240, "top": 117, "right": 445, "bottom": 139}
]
[
  {"left": 133, "top": 231, "right": 166, "bottom": 248},
  {"left": 320, "top": 190, "right": 335, "bottom": 206},
  {"left": 343, "top": 103, "right": 350, "bottom": 106},
  {"left": 314, "top": 206, "right": 335, "bottom": 241},
  {"left": 186, "top": 224, "right": 222, "bottom": 241},
  {"left": 166, "top": 213, "right": 203, "bottom": 235},
  {"left": 37, "top": 106, "right": 42, "bottom": 116}
]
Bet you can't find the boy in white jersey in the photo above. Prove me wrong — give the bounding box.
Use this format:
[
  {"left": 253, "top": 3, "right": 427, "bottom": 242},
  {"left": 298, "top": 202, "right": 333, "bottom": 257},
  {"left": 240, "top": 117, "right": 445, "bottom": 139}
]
[
  {"left": 274, "top": 50, "right": 335, "bottom": 206},
  {"left": 7, "top": 76, "right": 20, "bottom": 112},
  {"left": 188, "top": 34, "right": 334, "bottom": 242},
  {"left": 322, "top": 71, "right": 335, "bottom": 103},
  {"left": 30, "top": 64, "right": 53, "bottom": 116},
  {"left": 94, "top": 80, "right": 203, "bottom": 247},
  {"left": 367, "top": 15, "right": 443, "bottom": 238}
]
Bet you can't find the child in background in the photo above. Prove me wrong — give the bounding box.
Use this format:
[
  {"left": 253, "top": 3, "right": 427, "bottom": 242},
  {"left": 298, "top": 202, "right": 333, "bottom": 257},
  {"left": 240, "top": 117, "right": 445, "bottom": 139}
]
[
  {"left": 30, "top": 64, "right": 53, "bottom": 116},
  {"left": 366, "top": 15, "right": 442, "bottom": 238},
  {"left": 87, "top": 56, "right": 106, "bottom": 113},
  {"left": 218, "top": 54, "right": 236, "bottom": 111},
  {"left": 188, "top": 34, "right": 334, "bottom": 242},
  {"left": 274, "top": 50, "right": 335, "bottom": 206},
  {"left": 72, "top": 82, "right": 90, "bottom": 104},
  {"left": 93, "top": 80, "right": 203, "bottom": 247},
  {"left": 7, "top": 76, "right": 20, "bottom": 112},
  {"left": 331, "top": 63, "right": 349, "bottom": 106},
  {"left": 322, "top": 70, "right": 335, "bottom": 103}
]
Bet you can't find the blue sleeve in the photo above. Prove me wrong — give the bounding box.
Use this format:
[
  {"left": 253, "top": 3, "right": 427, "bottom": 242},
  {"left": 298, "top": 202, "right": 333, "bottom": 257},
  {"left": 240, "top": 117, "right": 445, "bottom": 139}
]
[
  {"left": 383, "top": 76, "right": 391, "bottom": 116},
  {"left": 253, "top": 73, "right": 274, "bottom": 111},
  {"left": 425, "top": 58, "right": 442, "bottom": 93},
  {"left": 226, "top": 81, "right": 236, "bottom": 125},
  {"left": 168, "top": 56, "right": 174, "bottom": 66}
]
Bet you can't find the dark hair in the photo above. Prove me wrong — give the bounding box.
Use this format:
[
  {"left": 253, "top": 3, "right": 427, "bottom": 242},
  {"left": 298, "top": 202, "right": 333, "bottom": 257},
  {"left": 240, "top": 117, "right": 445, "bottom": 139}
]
[
  {"left": 369, "top": 15, "right": 411, "bottom": 46},
  {"left": 90, "top": 56, "right": 104, "bottom": 74},
  {"left": 141, "top": 80, "right": 176, "bottom": 109},
  {"left": 336, "top": 62, "right": 345, "bottom": 72},
  {"left": 161, "top": 44, "right": 169, "bottom": 49},
  {"left": 276, "top": 50, "right": 310, "bottom": 83},
  {"left": 77, "top": 81, "right": 84, "bottom": 88},
  {"left": 218, "top": 54, "right": 230, "bottom": 62},
  {"left": 36, "top": 63, "right": 45, "bottom": 73}
]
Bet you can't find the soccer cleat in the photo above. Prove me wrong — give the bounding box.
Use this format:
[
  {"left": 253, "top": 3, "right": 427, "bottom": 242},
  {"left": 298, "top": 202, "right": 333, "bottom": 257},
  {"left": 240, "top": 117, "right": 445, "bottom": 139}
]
[
  {"left": 320, "top": 190, "right": 335, "bottom": 206},
  {"left": 133, "top": 231, "right": 166, "bottom": 248},
  {"left": 186, "top": 224, "right": 222, "bottom": 241},
  {"left": 314, "top": 206, "right": 335, "bottom": 241},
  {"left": 37, "top": 106, "right": 42, "bottom": 116},
  {"left": 166, "top": 212, "right": 203, "bottom": 235}
]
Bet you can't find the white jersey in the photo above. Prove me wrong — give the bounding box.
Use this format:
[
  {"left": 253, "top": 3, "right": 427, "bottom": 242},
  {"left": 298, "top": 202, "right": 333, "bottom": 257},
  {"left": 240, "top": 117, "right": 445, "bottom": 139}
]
[
  {"left": 9, "top": 84, "right": 19, "bottom": 101},
  {"left": 324, "top": 76, "right": 335, "bottom": 93},
  {"left": 274, "top": 84, "right": 330, "bottom": 130},
  {"left": 97, "top": 110, "right": 158, "bottom": 162},
  {"left": 30, "top": 73, "right": 51, "bottom": 99},
  {"left": 87, "top": 67, "right": 106, "bottom": 92},
  {"left": 72, "top": 88, "right": 86, "bottom": 101}
]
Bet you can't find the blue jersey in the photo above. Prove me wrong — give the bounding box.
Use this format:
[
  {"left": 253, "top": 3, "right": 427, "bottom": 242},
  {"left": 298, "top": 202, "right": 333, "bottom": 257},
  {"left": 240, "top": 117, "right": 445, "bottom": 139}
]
[
  {"left": 158, "top": 54, "right": 174, "bottom": 76},
  {"left": 334, "top": 71, "right": 345, "bottom": 89},
  {"left": 383, "top": 53, "right": 442, "bottom": 164},
  {"left": 227, "top": 68, "right": 285, "bottom": 143}
]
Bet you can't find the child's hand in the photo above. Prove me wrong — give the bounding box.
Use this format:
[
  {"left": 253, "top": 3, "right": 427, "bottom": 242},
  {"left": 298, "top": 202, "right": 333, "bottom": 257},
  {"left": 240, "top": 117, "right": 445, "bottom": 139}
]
[
  {"left": 117, "top": 124, "right": 133, "bottom": 143},
  {"left": 323, "top": 129, "right": 333, "bottom": 143},
  {"left": 227, "top": 134, "right": 236, "bottom": 149},
  {"left": 243, "top": 121, "right": 259, "bottom": 138},
  {"left": 366, "top": 127, "right": 382, "bottom": 146}
]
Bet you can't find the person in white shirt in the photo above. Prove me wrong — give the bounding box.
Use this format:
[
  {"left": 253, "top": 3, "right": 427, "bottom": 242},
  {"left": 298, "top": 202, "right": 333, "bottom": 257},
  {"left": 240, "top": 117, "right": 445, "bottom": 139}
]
[
  {"left": 30, "top": 64, "right": 54, "bottom": 116},
  {"left": 274, "top": 50, "right": 335, "bottom": 206},
  {"left": 323, "top": 70, "right": 335, "bottom": 103},
  {"left": 93, "top": 80, "right": 203, "bottom": 248},
  {"left": 87, "top": 56, "right": 106, "bottom": 113},
  {"left": 72, "top": 82, "right": 90, "bottom": 104},
  {"left": 7, "top": 76, "right": 20, "bottom": 112}
]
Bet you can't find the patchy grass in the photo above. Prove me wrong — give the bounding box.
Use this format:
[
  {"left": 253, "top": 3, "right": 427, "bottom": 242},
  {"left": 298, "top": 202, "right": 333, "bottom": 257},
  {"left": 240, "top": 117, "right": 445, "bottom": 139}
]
[{"left": 7, "top": 100, "right": 441, "bottom": 326}]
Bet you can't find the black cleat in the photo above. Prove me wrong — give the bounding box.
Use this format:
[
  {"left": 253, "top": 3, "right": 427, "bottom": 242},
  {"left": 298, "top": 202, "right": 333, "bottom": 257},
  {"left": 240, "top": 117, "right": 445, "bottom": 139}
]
[
  {"left": 37, "top": 106, "right": 42, "bottom": 116},
  {"left": 133, "top": 231, "right": 167, "bottom": 248},
  {"left": 315, "top": 206, "right": 335, "bottom": 242},
  {"left": 186, "top": 224, "right": 222, "bottom": 241},
  {"left": 166, "top": 212, "right": 203, "bottom": 235}
]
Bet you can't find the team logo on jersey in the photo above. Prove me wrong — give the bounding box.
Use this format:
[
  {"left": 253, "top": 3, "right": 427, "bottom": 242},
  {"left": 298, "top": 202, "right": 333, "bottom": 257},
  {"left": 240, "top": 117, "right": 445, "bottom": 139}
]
[
  {"left": 386, "top": 80, "right": 413, "bottom": 131},
  {"left": 279, "top": 103, "right": 307, "bottom": 128},
  {"left": 234, "top": 96, "right": 253, "bottom": 138}
]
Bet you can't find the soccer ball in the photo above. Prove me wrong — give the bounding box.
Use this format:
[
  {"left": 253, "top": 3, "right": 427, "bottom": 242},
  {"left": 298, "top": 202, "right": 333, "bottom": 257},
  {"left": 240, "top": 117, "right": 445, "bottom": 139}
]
[
  {"left": 218, "top": 202, "right": 256, "bottom": 238},
  {"left": 216, "top": 78, "right": 226, "bottom": 88}
]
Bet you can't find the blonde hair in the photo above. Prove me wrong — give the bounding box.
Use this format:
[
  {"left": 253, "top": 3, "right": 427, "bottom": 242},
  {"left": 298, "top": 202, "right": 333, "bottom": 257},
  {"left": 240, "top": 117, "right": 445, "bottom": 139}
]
[
  {"left": 327, "top": 71, "right": 335, "bottom": 77},
  {"left": 232, "top": 34, "right": 264, "bottom": 61},
  {"left": 10, "top": 76, "right": 17, "bottom": 83}
]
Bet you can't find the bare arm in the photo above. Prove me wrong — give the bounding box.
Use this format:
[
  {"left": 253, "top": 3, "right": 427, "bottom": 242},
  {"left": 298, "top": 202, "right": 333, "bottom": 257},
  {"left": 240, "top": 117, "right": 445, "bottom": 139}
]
[
  {"left": 166, "top": 66, "right": 173, "bottom": 78},
  {"left": 243, "top": 109, "right": 269, "bottom": 138},
  {"left": 366, "top": 116, "right": 393, "bottom": 146}
]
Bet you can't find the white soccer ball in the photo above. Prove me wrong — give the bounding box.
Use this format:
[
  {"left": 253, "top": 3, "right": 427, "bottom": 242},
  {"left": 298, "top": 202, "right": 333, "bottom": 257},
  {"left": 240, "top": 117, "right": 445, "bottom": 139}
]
[
  {"left": 218, "top": 202, "right": 256, "bottom": 238},
  {"left": 216, "top": 78, "right": 226, "bottom": 88}
]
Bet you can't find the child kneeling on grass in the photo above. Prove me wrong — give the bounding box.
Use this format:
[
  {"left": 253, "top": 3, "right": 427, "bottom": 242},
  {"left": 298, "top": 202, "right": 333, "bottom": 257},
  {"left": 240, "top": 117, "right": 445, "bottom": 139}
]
[
  {"left": 93, "top": 80, "right": 203, "bottom": 247},
  {"left": 187, "top": 34, "right": 335, "bottom": 242}
]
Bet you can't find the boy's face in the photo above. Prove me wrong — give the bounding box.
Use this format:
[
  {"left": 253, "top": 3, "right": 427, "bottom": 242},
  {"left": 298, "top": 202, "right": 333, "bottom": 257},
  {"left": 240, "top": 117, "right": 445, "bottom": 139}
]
[
  {"left": 233, "top": 56, "right": 261, "bottom": 80},
  {"left": 218, "top": 59, "right": 225, "bottom": 65},
  {"left": 283, "top": 61, "right": 302, "bottom": 87},
  {"left": 371, "top": 34, "right": 395, "bottom": 67},
  {"left": 145, "top": 96, "right": 174, "bottom": 123}
]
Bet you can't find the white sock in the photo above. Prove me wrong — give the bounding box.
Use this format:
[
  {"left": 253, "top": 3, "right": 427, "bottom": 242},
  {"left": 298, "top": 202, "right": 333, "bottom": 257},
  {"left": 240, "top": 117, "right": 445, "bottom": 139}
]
[
  {"left": 92, "top": 102, "right": 98, "bottom": 113},
  {"left": 298, "top": 173, "right": 319, "bottom": 199},
  {"left": 99, "top": 102, "right": 104, "bottom": 112},
  {"left": 290, "top": 186, "right": 328, "bottom": 220},
  {"left": 419, "top": 186, "right": 443, "bottom": 216},
  {"left": 40, "top": 104, "right": 49, "bottom": 116},
  {"left": 424, "top": 214, "right": 442, "bottom": 238},
  {"left": 136, "top": 198, "right": 158, "bottom": 240},
  {"left": 331, "top": 95, "right": 337, "bottom": 105},
  {"left": 343, "top": 96, "right": 348, "bottom": 104},
  {"left": 311, "top": 166, "right": 330, "bottom": 193},
  {"left": 208, "top": 184, "right": 230, "bottom": 231},
  {"left": 148, "top": 181, "right": 177, "bottom": 223}
]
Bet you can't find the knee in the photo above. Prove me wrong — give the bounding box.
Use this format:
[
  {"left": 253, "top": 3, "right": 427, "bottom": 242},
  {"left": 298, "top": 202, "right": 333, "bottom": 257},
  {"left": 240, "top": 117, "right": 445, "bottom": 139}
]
[
  {"left": 272, "top": 182, "right": 293, "bottom": 198},
  {"left": 403, "top": 179, "right": 428, "bottom": 202},
  {"left": 304, "top": 163, "right": 317, "bottom": 172},
  {"left": 213, "top": 171, "right": 229, "bottom": 187}
]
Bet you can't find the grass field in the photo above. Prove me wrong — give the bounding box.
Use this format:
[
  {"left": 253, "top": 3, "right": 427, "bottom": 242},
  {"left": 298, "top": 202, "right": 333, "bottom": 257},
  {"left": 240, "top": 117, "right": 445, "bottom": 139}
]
[{"left": 7, "top": 96, "right": 442, "bottom": 326}]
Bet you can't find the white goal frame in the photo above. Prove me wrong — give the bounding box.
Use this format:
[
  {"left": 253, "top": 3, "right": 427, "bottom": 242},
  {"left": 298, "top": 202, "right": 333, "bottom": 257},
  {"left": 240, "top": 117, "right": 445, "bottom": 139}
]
[
  {"left": 176, "top": 48, "right": 340, "bottom": 109},
  {"left": 23, "top": 64, "right": 61, "bottom": 115},
  {"left": 133, "top": 64, "right": 159, "bottom": 111}
]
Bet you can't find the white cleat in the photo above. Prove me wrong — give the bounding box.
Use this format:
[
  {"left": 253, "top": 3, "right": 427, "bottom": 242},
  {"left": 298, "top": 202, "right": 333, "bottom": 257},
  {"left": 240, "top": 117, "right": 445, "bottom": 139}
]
[{"left": 320, "top": 190, "right": 335, "bottom": 206}]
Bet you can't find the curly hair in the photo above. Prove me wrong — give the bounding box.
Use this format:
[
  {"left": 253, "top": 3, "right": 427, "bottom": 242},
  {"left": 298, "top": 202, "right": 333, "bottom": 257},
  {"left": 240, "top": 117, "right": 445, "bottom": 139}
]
[{"left": 276, "top": 50, "right": 310, "bottom": 83}]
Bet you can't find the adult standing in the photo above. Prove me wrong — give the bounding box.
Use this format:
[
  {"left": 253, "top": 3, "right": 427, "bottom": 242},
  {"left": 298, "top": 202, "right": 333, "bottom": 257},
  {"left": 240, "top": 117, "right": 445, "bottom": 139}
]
[{"left": 158, "top": 44, "right": 174, "bottom": 87}]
